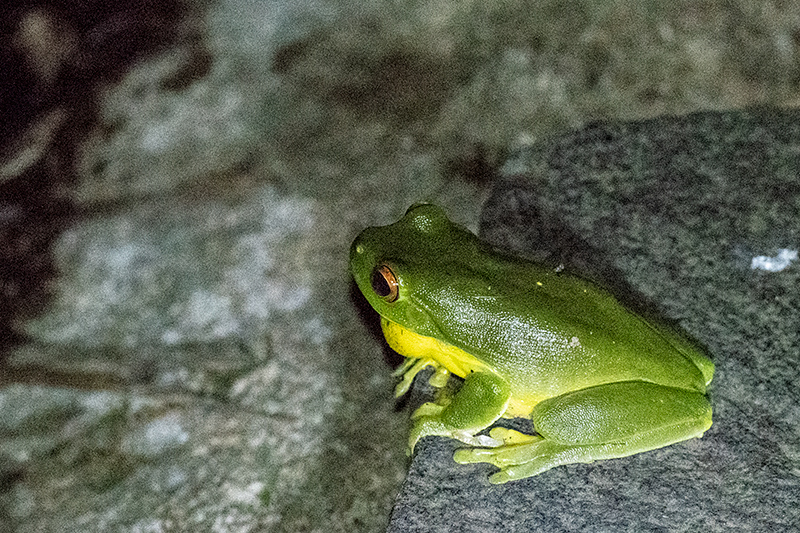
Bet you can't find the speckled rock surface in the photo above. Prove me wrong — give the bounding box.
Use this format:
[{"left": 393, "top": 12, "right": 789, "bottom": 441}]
[{"left": 387, "top": 109, "right": 800, "bottom": 532}]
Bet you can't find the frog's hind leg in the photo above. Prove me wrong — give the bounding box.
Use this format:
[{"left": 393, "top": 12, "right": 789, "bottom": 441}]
[
  {"left": 456, "top": 436, "right": 606, "bottom": 483},
  {"left": 454, "top": 381, "right": 712, "bottom": 484}
]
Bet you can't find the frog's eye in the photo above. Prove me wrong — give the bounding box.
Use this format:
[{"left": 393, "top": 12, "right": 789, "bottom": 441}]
[{"left": 371, "top": 265, "right": 399, "bottom": 302}]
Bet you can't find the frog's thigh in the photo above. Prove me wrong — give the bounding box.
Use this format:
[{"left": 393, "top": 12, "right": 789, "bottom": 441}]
[
  {"left": 456, "top": 381, "right": 712, "bottom": 483},
  {"left": 533, "top": 380, "right": 712, "bottom": 447},
  {"left": 439, "top": 371, "right": 511, "bottom": 430}
]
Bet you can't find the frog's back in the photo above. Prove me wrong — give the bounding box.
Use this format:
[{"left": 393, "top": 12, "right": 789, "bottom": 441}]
[{"left": 422, "top": 253, "right": 712, "bottom": 400}]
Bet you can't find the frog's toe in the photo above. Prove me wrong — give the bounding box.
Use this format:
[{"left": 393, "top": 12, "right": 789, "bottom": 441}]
[
  {"left": 453, "top": 441, "right": 516, "bottom": 465},
  {"left": 451, "top": 431, "right": 502, "bottom": 448},
  {"left": 487, "top": 456, "right": 564, "bottom": 484},
  {"left": 489, "top": 427, "right": 540, "bottom": 445},
  {"left": 453, "top": 446, "right": 496, "bottom": 464},
  {"left": 455, "top": 439, "right": 570, "bottom": 483},
  {"left": 454, "top": 436, "right": 551, "bottom": 467},
  {"left": 411, "top": 402, "right": 445, "bottom": 419},
  {"left": 489, "top": 466, "right": 531, "bottom": 484},
  {"left": 407, "top": 416, "right": 448, "bottom": 453}
]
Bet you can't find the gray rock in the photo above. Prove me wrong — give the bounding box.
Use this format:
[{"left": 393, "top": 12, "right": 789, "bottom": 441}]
[{"left": 388, "top": 109, "right": 800, "bottom": 532}]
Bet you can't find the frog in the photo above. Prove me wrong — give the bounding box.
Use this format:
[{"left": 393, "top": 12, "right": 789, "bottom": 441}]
[{"left": 349, "top": 203, "right": 714, "bottom": 484}]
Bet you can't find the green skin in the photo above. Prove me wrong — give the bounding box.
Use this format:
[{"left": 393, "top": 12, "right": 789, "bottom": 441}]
[{"left": 350, "top": 204, "right": 714, "bottom": 484}]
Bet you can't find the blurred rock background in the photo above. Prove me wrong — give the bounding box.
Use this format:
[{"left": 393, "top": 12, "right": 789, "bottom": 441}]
[{"left": 1, "top": 1, "right": 799, "bottom": 531}]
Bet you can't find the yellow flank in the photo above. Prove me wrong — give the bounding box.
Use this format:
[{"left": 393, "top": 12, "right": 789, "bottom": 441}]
[
  {"left": 503, "top": 395, "right": 539, "bottom": 418},
  {"left": 381, "top": 317, "right": 542, "bottom": 419},
  {"left": 381, "top": 318, "right": 489, "bottom": 378}
]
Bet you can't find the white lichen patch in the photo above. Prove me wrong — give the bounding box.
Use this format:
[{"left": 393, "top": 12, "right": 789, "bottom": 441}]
[
  {"left": 223, "top": 481, "right": 266, "bottom": 507},
  {"left": 121, "top": 412, "right": 189, "bottom": 458},
  {"left": 22, "top": 185, "right": 320, "bottom": 349},
  {"left": 750, "top": 248, "right": 798, "bottom": 272}
]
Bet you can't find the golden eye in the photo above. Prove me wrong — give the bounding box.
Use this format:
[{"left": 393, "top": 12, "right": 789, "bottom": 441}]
[{"left": 371, "top": 265, "right": 399, "bottom": 302}]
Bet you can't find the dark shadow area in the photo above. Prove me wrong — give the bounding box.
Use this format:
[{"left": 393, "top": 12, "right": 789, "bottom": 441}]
[
  {"left": 348, "top": 280, "right": 405, "bottom": 371},
  {"left": 443, "top": 143, "right": 504, "bottom": 187}
]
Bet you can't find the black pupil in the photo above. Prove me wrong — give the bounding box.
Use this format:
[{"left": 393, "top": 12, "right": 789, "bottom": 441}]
[{"left": 371, "top": 268, "right": 391, "bottom": 297}]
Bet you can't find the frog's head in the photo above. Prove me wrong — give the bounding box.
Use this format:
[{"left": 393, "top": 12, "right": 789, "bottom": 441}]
[{"left": 350, "top": 203, "right": 482, "bottom": 339}]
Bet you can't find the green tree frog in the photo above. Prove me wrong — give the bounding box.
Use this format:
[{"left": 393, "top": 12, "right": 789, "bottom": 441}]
[{"left": 350, "top": 204, "right": 714, "bottom": 484}]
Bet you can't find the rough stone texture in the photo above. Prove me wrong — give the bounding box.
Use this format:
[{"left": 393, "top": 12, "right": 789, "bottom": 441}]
[{"left": 388, "top": 109, "right": 800, "bottom": 532}]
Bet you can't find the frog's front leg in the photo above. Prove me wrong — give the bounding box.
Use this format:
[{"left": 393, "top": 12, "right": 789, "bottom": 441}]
[
  {"left": 454, "top": 381, "right": 713, "bottom": 483},
  {"left": 409, "top": 371, "right": 511, "bottom": 451}
]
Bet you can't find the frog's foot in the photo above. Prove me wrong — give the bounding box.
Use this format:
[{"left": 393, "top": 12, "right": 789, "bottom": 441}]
[
  {"left": 454, "top": 437, "right": 610, "bottom": 484},
  {"left": 393, "top": 358, "right": 451, "bottom": 397},
  {"left": 408, "top": 414, "right": 503, "bottom": 454},
  {"left": 393, "top": 357, "right": 434, "bottom": 397},
  {"left": 411, "top": 401, "right": 446, "bottom": 419},
  {"left": 456, "top": 434, "right": 691, "bottom": 484},
  {"left": 406, "top": 372, "right": 511, "bottom": 453},
  {"left": 487, "top": 427, "right": 540, "bottom": 446}
]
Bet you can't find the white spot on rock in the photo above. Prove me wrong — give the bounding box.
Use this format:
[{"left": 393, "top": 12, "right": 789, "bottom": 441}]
[{"left": 751, "top": 248, "right": 797, "bottom": 272}]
